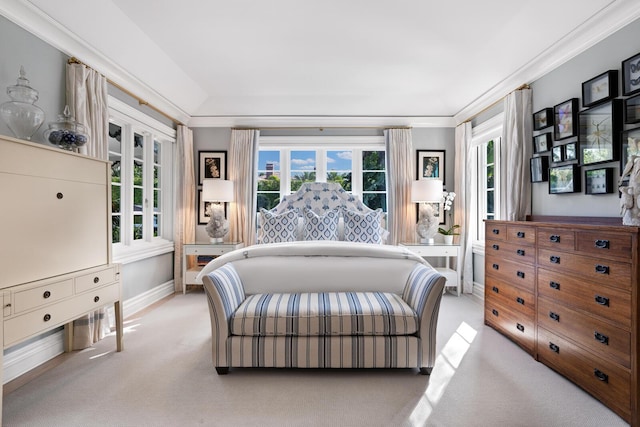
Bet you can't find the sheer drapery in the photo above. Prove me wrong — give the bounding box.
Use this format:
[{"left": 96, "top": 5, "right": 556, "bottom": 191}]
[
  {"left": 174, "top": 125, "right": 196, "bottom": 292},
  {"left": 500, "top": 88, "right": 532, "bottom": 221},
  {"left": 384, "top": 128, "right": 414, "bottom": 245},
  {"left": 228, "top": 129, "right": 260, "bottom": 246},
  {"left": 66, "top": 62, "right": 110, "bottom": 349},
  {"left": 455, "top": 122, "right": 473, "bottom": 294}
]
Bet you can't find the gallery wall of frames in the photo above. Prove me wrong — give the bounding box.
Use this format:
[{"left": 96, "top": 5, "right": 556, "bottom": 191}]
[{"left": 531, "top": 51, "right": 640, "bottom": 195}]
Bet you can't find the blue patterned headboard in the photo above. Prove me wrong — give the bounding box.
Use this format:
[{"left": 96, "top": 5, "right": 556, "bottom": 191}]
[{"left": 270, "top": 182, "right": 373, "bottom": 215}]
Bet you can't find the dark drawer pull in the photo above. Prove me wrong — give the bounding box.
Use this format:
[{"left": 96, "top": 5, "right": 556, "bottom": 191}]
[
  {"left": 516, "top": 231, "right": 525, "bottom": 238},
  {"left": 43, "top": 291, "right": 51, "bottom": 299},
  {"left": 93, "top": 276, "right": 100, "bottom": 284},
  {"left": 56, "top": 192, "right": 63, "bottom": 199},
  {"left": 549, "top": 342, "right": 559, "bottom": 353},
  {"left": 594, "top": 295, "right": 609, "bottom": 306},
  {"left": 492, "top": 309, "right": 498, "bottom": 316},
  {"left": 594, "top": 239, "right": 609, "bottom": 249},
  {"left": 549, "top": 281, "right": 560, "bottom": 290},
  {"left": 94, "top": 296, "right": 100, "bottom": 303},
  {"left": 492, "top": 286, "right": 499, "bottom": 294},
  {"left": 492, "top": 244, "right": 499, "bottom": 250},
  {"left": 549, "top": 311, "right": 560, "bottom": 322},
  {"left": 516, "top": 323, "right": 524, "bottom": 332},
  {"left": 516, "top": 297, "right": 525, "bottom": 305},
  {"left": 594, "top": 369, "right": 608, "bottom": 383},
  {"left": 492, "top": 263, "right": 499, "bottom": 270},
  {"left": 595, "top": 264, "right": 609, "bottom": 275},
  {"left": 594, "top": 331, "right": 609, "bottom": 345},
  {"left": 43, "top": 314, "right": 51, "bottom": 322},
  {"left": 549, "top": 235, "right": 560, "bottom": 243},
  {"left": 516, "top": 271, "right": 525, "bottom": 278},
  {"left": 492, "top": 229, "right": 500, "bottom": 235},
  {"left": 516, "top": 249, "right": 525, "bottom": 256},
  {"left": 550, "top": 255, "right": 560, "bottom": 264}
]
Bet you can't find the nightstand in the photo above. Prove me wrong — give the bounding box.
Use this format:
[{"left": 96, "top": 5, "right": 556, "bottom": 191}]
[
  {"left": 400, "top": 242, "right": 462, "bottom": 296},
  {"left": 182, "top": 242, "right": 244, "bottom": 294}
]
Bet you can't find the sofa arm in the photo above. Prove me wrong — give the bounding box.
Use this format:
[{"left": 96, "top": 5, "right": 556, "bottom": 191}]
[
  {"left": 202, "top": 263, "right": 246, "bottom": 370},
  {"left": 402, "top": 264, "right": 446, "bottom": 370}
]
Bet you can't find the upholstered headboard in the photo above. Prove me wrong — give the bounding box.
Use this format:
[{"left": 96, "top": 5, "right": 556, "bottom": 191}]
[{"left": 270, "top": 182, "right": 373, "bottom": 215}]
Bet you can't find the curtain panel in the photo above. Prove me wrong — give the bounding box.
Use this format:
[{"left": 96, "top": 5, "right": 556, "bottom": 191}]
[
  {"left": 174, "top": 126, "right": 196, "bottom": 292},
  {"left": 455, "top": 122, "right": 473, "bottom": 294},
  {"left": 384, "top": 128, "right": 414, "bottom": 245},
  {"left": 228, "top": 129, "right": 260, "bottom": 246}
]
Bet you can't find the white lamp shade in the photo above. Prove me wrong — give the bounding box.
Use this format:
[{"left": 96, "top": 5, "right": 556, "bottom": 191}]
[
  {"left": 411, "top": 179, "right": 443, "bottom": 202},
  {"left": 202, "top": 179, "right": 234, "bottom": 202}
]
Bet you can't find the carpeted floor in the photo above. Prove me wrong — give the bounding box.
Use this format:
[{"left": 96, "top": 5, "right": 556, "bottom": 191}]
[{"left": 3, "top": 291, "right": 629, "bottom": 426}]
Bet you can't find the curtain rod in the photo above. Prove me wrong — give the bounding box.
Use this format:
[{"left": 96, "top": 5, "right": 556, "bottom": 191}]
[
  {"left": 462, "top": 83, "right": 531, "bottom": 124},
  {"left": 68, "top": 57, "right": 183, "bottom": 126}
]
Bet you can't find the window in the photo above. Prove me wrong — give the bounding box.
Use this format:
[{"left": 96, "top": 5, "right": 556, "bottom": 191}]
[
  {"left": 108, "top": 97, "right": 175, "bottom": 263},
  {"left": 257, "top": 136, "right": 386, "bottom": 211}
]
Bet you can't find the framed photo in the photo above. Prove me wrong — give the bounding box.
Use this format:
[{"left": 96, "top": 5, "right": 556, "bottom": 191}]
[
  {"left": 530, "top": 156, "right": 549, "bottom": 183},
  {"left": 621, "top": 127, "right": 640, "bottom": 174},
  {"left": 416, "top": 150, "right": 445, "bottom": 184},
  {"left": 552, "top": 145, "right": 563, "bottom": 163},
  {"left": 533, "top": 133, "right": 551, "bottom": 154},
  {"left": 198, "top": 190, "right": 227, "bottom": 225},
  {"left": 554, "top": 98, "right": 579, "bottom": 141},
  {"left": 625, "top": 93, "right": 640, "bottom": 124},
  {"left": 564, "top": 142, "right": 578, "bottom": 161},
  {"left": 549, "top": 164, "right": 580, "bottom": 194},
  {"left": 622, "top": 51, "right": 640, "bottom": 96},
  {"left": 584, "top": 168, "right": 614, "bottom": 195},
  {"left": 581, "top": 70, "right": 618, "bottom": 108},
  {"left": 533, "top": 108, "right": 553, "bottom": 131},
  {"left": 198, "top": 151, "right": 227, "bottom": 184},
  {"left": 579, "top": 99, "right": 622, "bottom": 165}
]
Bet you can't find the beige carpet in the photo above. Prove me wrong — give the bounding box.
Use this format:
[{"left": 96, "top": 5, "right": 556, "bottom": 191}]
[{"left": 3, "top": 291, "right": 629, "bottom": 427}]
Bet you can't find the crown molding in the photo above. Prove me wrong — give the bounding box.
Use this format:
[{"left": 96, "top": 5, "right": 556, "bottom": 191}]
[{"left": 187, "top": 115, "right": 456, "bottom": 129}]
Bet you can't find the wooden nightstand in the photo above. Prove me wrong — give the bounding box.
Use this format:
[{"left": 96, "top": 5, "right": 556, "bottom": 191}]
[
  {"left": 399, "top": 242, "right": 462, "bottom": 296},
  {"left": 182, "top": 242, "right": 244, "bottom": 294}
]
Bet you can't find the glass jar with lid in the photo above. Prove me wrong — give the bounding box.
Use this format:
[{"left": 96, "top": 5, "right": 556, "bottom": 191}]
[
  {"left": 0, "top": 66, "right": 45, "bottom": 140},
  {"left": 44, "top": 105, "right": 90, "bottom": 151}
]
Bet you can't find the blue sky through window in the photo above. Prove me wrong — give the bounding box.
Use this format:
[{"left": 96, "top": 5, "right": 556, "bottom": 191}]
[{"left": 259, "top": 150, "right": 353, "bottom": 171}]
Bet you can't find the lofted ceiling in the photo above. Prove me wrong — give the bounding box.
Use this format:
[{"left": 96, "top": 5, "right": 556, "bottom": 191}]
[{"left": 5, "top": 0, "right": 640, "bottom": 126}]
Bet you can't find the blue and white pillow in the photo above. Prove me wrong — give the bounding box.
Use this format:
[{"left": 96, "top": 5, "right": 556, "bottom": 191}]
[
  {"left": 303, "top": 208, "right": 340, "bottom": 241},
  {"left": 260, "top": 208, "right": 299, "bottom": 243},
  {"left": 343, "top": 208, "right": 384, "bottom": 244}
]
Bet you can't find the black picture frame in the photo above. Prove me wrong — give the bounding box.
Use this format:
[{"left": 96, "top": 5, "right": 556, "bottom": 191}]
[
  {"left": 552, "top": 145, "right": 563, "bottom": 163},
  {"left": 584, "top": 168, "right": 614, "bottom": 195},
  {"left": 625, "top": 93, "right": 640, "bottom": 124},
  {"left": 416, "top": 150, "right": 445, "bottom": 184},
  {"left": 563, "top": 142, "right": 578, "bottom": 162},
  {"left": 579, "top": 99, "right": 622, "bottom": 166},
  {"left": 530, "top": 156, "right": 549, "bottom": 183},
  {"left": 581, "top": 70, "right": 618, "bottom": 108},
  {"left": 554, "top": 98, "right": 579, "bottom": 141},
  {"left": 197, "top": 190, "right": 228, "bottom": 225},
  {"left": 198, "top": 150, "right": 227, "bottom": 185},
  {"left": 549, "top": 164, "right": 580, "bottom": 194},
  {"left": 533, "top": 133, "right": 551, "bottom": 154},
  {"left": 533, "top": 108, "right": 553, "bottom": 131},
  {"left": 621, "top": 127, "right": 640, "bottom": 174},
  {"left": 622, "top": 51, "right": 640, "bottom": 96}
]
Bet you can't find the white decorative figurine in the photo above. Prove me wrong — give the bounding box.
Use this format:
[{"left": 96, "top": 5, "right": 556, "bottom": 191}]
[{"left": 619, "top": 155, "right": 640, "bottom": 226}]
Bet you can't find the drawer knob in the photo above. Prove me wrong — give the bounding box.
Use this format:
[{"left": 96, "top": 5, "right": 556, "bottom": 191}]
[
  {"left": 550, "top": 255, "right": 560, "bottom": 264},
  {"left": 492, "top": 263, "right": 499, "bottom": 270},
  {"left": 43, "top": 290, "right": 51, "bottom": 299},
  {"left": 43, "top": 313, "right": 51, "bottom": 322},
  {"left": 516, "top": 297, "right": 525, "bottom": 305},
  {"left": 516, "top": 271, "right": 525, "bottom": 279},
  {"left": 4, "top": 303, "right": 11, "bottom": 308},
  {"left": 492, "top": 309, "right": 499, "bottom": 317},
  {"left": 492, "top": 229, "right": 500, "bottom": 235},
  {"left": 516, "top": 323, "right": 524, "bottom": 332},
  {"left": 594, "top": 295, "right": 609, "bottom": 306},
  {"left": 549, "top": 235, "right": 560, "bottom": 243},
  {"left": 93, "top": 276, "right": 100, "bottom": 284},
  {"left": 594, "top": 331, "right": 609, "bottom": 345},
  {"left": 549, "top": 311, "right": 560, "bottom": 322},
  {"left": 593, "top": 369, "right": 608, "bottom": 383},
  {"left": 549, "top": 342, "right": 559, "bottom": 353},
  {"left": 549, "top": 281, "right": 560, "bottom": 290},
  {"left": 595, "top": 264, "right": 609, "bottom": 275},
  {"left": 516, "top": 249, "right": 525, "bottom": 256},
  {"left": 594, "top": 239, "right": 610, "bottom": 249},
  {"left": 492, "top": 244, "right": 499, "bottom": 250},
  {"left": 56, "top": 192, "right": 63, "bottom": 199},
  {"left": 516, "top": 231, "right": 525, "bottom": 238},
  {"left": 94, "top": 296, "right": 100, "bottom": 303},
  {"left": 492, "top": 286, "right": 499, "bottom": 294}
]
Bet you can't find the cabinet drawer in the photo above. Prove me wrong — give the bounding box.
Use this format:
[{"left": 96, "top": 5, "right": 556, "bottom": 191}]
[
  {"left": 538, "top": 248, "right": 631, "bottom": 290},
  {"left": 13, "top": 279, "right": 73, "bottom": 314},
  {"left": 75, "top": 266, "right": 117, "bottom": 293},
  {"left": 4, "top": 283, "right": 120, "bottom": 347},
  {"left": 485, "top": 257, "right": 535, "bottom": 292},
  {"left": 537, "top": 268, "right": 631, "bottom": 328},
  {"left": 537, "top": 228, "right": 575, "bottom": 251},
  {"left": 485, "top": 300, "right": 535, "bottom": 354},
  {"left": 485, "top": 223, "right": 506, "bottom": 241},
  {"left": 506, "top": 225, "right": 536, "bottom": 245},
  {"left": 485, "top": 277, "right": 535, "bottom": 318},
  {"left": 537, "top": 297, "right": 630, "bottom": 368},
  {"left": 576, "top": 231, "right": 633, "bottom": 260},
  {"left": 485, "top": 240, "right": 535, "bottom": 264},
  {"left": 537, "top": 327, "right": 630, "bottom": 422}
]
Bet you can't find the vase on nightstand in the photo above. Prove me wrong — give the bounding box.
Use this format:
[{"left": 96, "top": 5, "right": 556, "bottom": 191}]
[{"left": 443, "top": 235, "right": 454, "bottom": 245}]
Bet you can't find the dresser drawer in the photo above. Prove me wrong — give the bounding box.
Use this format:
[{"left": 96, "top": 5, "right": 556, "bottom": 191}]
[
  {"left": 537, "top": 268, "right": 631, "bottom": 328},
  {"left": 537, "top": 327, "right": 630, "bottom": 422},
  {"left": 485, "top": 256, "right": 535, "bottom": 292},
  {"left": 576, "top": 231, "right": 633, "bottom": 260},
  {"left": 485, "top": 240, "right": 535, "bottom": 265},
  {"left": 75, "top": 266, "right": 117, "bottom": 293},
  {"left": 537, "top": 297, "right": 630, "bottom": 368},
  {"left": 485, "top": 277, "right": 535, "bottom": 318},
  {"left": 537, "top": 228, "right": 575, "bottom": 251},
  {"left": 4, "top": 282, "right": 120, "bottom": 347},
  {"left": 13, "top": 279, "right": 73, "bottom": 314},
  {"left": 485, "top": 223, "right": 507, "bottom": 241},
  {"left": 485, "top": 300, "right": 535, "bottom": 354},
  {"left": 506, "top": 225, "right": 536, "bottom": 245},
  {"left": 538, "top": 248, "right": 631, "bottom": 290}
]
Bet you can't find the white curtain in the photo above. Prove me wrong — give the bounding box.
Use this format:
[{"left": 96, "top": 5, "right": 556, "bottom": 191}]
[
  {"left": 384, "top": 128, "right": 415, "bottom": 245},
  {"left": 66, "top": 62, "right": 110, "bottom": 350},
  {"left": 500, "top": 89, "right": 533, "bottom": 221},
  {"left": 454, "top": 122, "right": 473, "bottom": 294},
  {"left": 228, "top": 129, "right": 260, "bottom": 246},
  {"left": 173, "top": 125, "right": 196, "bottom": 292}
]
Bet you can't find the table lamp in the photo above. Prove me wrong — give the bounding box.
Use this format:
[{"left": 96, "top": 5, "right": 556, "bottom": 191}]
[
  {"left": 411, "top": 180, "right": 443, "bottom": 243},
  {"left": 202, "top": 179, "right": 233, "bottom": 243}
]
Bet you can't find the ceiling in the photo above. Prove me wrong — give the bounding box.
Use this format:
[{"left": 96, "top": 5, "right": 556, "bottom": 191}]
[{"left": 6, "top": 0, "right": 640, "bottom": 126}]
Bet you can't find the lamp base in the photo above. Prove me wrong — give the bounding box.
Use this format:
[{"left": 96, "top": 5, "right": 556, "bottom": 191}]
[
  {"left": 420, "top": 238, "right": 435, "bottom": 244},
  {"left": 209, "top": 237, "right": 224, "bottom": 244}
]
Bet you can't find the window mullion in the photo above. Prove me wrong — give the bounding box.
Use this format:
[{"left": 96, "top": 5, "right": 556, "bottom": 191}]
[
  {"left": 316, "top": 149, "right": 327, "bottom": 182},
  {"left": 352, "top": 148, "right": 363, "bottom": 195},
  {"left": 281, "top": 148, "right": 291, "bottom": 194},
  {"left": 122, "top": 124, "right": 134, "bottom": 246}
]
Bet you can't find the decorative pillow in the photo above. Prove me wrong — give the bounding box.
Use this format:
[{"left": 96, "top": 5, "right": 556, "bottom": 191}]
[
  {"left": 342, "top": 208, "right": 384, "bottom": 244},
  {"left": 303, "top": 208, "right": 340, "bottom": 241},
  {"left": 260, "top": 208, "right": 299, "bottom": 243}
]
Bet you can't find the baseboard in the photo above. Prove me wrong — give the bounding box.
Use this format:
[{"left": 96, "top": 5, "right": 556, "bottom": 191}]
[
  {"left": 2, "top": 280, "right": 175, "bottom": 384},
  {"left": 471, "top": 281, "right": 485, "bottom": 301}
]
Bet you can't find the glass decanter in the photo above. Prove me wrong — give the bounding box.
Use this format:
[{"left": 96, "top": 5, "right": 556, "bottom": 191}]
[
  {"left": 44, "top": 105, "right": 90, "bottom": 151},
  {"left": 0, "top": 66, "right": 45, "bottom": 140}
]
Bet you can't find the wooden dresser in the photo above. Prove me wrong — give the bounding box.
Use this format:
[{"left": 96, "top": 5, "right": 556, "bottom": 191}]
[
  {"left": 485, "top": 219, "right": 639, "bottom": 425},
  {"left": 0, "top": 135, "right": 123, "bottom": 422}
]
